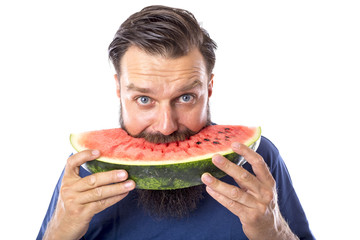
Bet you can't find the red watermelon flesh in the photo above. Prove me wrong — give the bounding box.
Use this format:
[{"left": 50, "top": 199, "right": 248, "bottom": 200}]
[
  {"left": 71, "top": 125, "right": 261, "bottom": 165},
  {"left": 70, "top": 125, "right": 261, "bottom": 189}
]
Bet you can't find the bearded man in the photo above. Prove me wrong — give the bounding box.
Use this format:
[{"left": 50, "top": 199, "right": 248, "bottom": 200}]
[{"left": 38, "top": 5, "right": 314, "bottom": 240}]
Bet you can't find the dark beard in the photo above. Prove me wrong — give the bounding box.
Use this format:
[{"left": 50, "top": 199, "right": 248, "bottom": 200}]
[
  {"left": 135, "top": 185, "right": 206, "bottom": 219},
  {"left": 132, "top": 128, "right": 196, "bottom": 143},
  {"left": 119, "top": 101, "right": 212, "bottom": 218}
]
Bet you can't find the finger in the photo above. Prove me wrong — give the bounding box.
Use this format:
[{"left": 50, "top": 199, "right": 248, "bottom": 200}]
[
  {"left": 232, "top": 143, "right": 275, "bottom": 186},
  {"left": 205, "top": 185, "right": 247, "bottom": 217},
  {"left": 64, "top": 150, "right": 100, "bottom": 178},
  {"left": 77, "top": 180, "right": 136, "bottom": 204},
  {"left": 74, "top": 170, "right": 129, "bottom": 192},
  {"left": 211, "top": 154, "right": 262, "bottom": 194},
  {"left": 201, "top": 173, "right": 258, "bottom": 208},
  {"left": 89, "top": 191, "right": 131, "bottom": 215}
]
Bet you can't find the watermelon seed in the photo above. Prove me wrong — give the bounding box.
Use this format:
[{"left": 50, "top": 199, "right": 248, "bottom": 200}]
[
  {"left": 204, "top": 138, "right": 210, "bottom": 141},
  {"left": 224, "top": 128, "right": 230, "bottom": 130},
  {"left": 196, "top": 141, "right": 202, "bottom": 145},
  {"left": 218, "top": 131, "right": 224, "bottom": 134},
  {"left": 225, "top": 136, "right": 230, "bottom": 138},
  {"left": 213, "top": 141, "right": 220, "bottom": 144}
]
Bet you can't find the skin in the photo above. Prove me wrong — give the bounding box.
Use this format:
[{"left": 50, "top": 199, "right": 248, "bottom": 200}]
[
  {"left": 44, "top": 46, "right": 298, "bottom": 240},
  {"left": 116, "top": 46, "right": 213, "bottom": 136},
  {"left": 43, "top": 150, "right": 135, "bottom": 240},
  {"left": 201, "top": 145, "right": 299, "bottom": 240}
]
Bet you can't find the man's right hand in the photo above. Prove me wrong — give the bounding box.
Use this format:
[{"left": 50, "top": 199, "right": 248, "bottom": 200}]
[{"left": 43, "top": 149, "right": 136, "bottom": 240}]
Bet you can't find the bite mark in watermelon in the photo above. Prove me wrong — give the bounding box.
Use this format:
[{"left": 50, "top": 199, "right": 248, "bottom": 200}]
[{"left": 70, "top": 125, "right": 261, "bottom": 190}]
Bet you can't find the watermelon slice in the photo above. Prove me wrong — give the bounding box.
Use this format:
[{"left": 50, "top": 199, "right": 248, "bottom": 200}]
[{"left": 70, "top": 125, "right": 261, "bottom": 190}]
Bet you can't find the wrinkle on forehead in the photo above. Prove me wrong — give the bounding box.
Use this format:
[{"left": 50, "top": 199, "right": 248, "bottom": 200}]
[
  {"left": 126, "top": 79, "right": 203, "bottom": 95},
  {"left": 125, "top": 66, "right": 206, "bottom": 82},
  {"left": 120, "top": 46, "right": 208, "bottom": 83}
]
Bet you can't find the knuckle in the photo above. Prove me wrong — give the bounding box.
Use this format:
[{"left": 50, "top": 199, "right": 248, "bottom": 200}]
[
  {"left": 261, "top": 188, "right": 275, "bottom": 203},
  {"left": 206, "top": 175, "right": 219, "bottom": 188},
  {"left": 254, "top": 155, "right": 264, "bottom": 165},
  {"left": 236, "top": 190, "right": 248, "bottom": 203},
  {"left": 240, "top": 170, "right": 252, "bottom": 182},
  {"left": 230, "top": 187, "right": 240, "bottom": 199},
  {"left": 212, "top": 178, "right": 224, "bottom": 191},
  {"left": 62, "top": 198, "right": 74, "bottom": 211},
  {"left": 227, "top": 199, "right": 237, "bottom": 209},
  {"left": 68, "top": 205, "right": 82, "bottom": 216},
  {"left": 93, "top": 187, "right": 103, "bottom": 198},
  {"left": 66, "top": 156, "right": 75, "bottom": 168},
  {"left": 86, "top": 175, "right": 97, "bottom": 186},
  {"left": 230, "top": 187, "right": 248, "bottom": 205},
  {"left": 236, "top": 143, "right": 246, "bottom": 152},
  {"left": 60, "top": 197, "right": 82, "bottom": 216},
  {"left": 211, "top": 177, "right": 219, "bottom": 187},
  {"left": 60, "top": 185, "right": 72, "bottom": 198},
  {"left": 91, "top": 199, "right": 110, "bottom": 215},
  {"left": 222, "top": 159, "right": 230, "bottom": 169},
  {"left": 98, "top": 199, "right": 107, "bottom": 206},
  {"left": 239, "top": 144, "right": 251, "bottom": 156},
  {"left": 268, "top": 174, "right": 276, "bottom": 186},
  {"left": 268, "top": 177, "right": 276, "bottom": 187}
]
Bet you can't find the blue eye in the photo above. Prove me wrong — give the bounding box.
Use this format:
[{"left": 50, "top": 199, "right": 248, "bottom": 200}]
[
  {"left": 180, "top": 94, "right": 193, "bottom": 103},
  {"left": 137, "top": 96, "right": 151, "bottom": 105}
]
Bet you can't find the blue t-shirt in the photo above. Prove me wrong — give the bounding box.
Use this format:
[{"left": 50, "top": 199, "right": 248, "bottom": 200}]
[{"left": 37, "top": 137, "right": 315, "bottom": 240}]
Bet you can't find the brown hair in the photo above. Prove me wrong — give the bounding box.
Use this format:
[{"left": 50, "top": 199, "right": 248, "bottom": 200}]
[{"left": 108, "top": 5, "right": 217, "bottom": 77}]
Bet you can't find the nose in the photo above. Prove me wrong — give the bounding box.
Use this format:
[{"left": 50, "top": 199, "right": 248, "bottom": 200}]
[{"left": 153, "top": 103, "right": 178, "bottom": 135}]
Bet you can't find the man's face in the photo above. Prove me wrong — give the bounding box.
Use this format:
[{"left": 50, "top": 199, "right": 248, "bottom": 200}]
[{"left": 115, "top": 46, "right": 213, "bottom": 137}]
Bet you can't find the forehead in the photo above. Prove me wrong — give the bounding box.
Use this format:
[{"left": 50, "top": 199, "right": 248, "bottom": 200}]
[{"left": 119, "top": 46, "right": 208, "bottom": 88}]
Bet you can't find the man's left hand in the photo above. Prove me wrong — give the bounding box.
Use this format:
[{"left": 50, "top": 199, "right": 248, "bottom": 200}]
[{"left": 201, "top": 143, "right": 298, "bottom": 240}]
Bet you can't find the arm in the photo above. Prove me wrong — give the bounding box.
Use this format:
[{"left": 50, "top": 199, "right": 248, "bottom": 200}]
[
  {"left": 43, "top": 150, "right": 135, "bottom": 240},
  {"left": 201, "top": 143, "right": 299, "bottom": 240}
]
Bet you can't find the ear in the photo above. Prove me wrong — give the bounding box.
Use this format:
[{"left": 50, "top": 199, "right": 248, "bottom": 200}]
[
  {"left": 114, "top": 74, "right": 120, "bottom": 98},
  {"left": 208, "top": 74, "right": 214, "bottom": 98}
]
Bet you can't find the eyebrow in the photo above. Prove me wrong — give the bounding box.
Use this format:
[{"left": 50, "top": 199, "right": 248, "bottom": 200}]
[
  {"left": 126, "top": 79, "right": 203, "bottom": 94},
  {"left": 126, "top": 83, "right": 153, "bottom": 94},
  {"left": 178, "top": 79, "right": 203, "bottom": 92}
]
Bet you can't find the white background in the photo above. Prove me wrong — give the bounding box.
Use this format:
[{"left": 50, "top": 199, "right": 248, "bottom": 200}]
[{"left": 1, "top": 0, "right": 359, "bottom": 239}]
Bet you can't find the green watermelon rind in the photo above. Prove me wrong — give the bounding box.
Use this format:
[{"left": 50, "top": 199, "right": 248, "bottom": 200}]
[
  {"left": 82, "top": 152, "right": 239, "bottom": 190},
  {"left": 71, "top": 126, "right": 262, "bottom": 190}
]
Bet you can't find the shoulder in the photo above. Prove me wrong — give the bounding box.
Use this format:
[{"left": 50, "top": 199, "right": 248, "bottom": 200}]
[
  {"left": 242, "top": 136, "right": 285, "bottom": 176},
  {"left": 256, "top": 136, "right": 280, "bottom": 166}
]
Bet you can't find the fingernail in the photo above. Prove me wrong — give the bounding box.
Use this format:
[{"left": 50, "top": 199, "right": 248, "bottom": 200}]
[
  {"left": 124, "top": 180, "right": 135, "bottom": 189},
  {"left": 232, "top": 142, "right": 241, "bottom": 149},
  {"left": 213, "top": 155, "right": 224, "bottom": 164},
  {"left": 117, "top": 170, "right": 126, "bottom": 179},
  {"left": 202, "top": 173, "right": 214, "bottom": 184},
  {"left": 92, "top": 149, "right": 100, "bottom": 156}
]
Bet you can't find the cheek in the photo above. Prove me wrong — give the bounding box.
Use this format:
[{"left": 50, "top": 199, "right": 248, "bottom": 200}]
[
  {"left": 121, "top": 100, "right": 154, "bottom": 135},
  {"left": 179, "top": 98, "right": 209, "bottom": 132}
]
